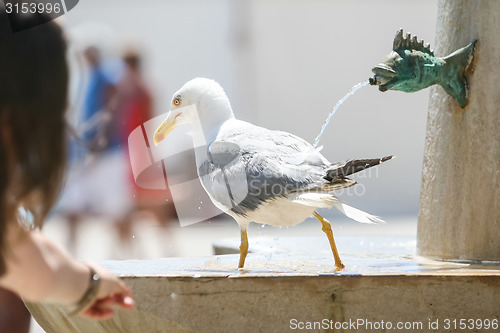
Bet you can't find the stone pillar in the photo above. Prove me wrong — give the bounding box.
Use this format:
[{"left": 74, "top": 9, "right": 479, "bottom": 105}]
[{"left": 418, "top": 1, "right": 500, "bottom": 261}]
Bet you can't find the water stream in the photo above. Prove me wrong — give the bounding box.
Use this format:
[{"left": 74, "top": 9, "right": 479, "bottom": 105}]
[{"left": 313, "top": 81, "right": 370, "bottom": 148}]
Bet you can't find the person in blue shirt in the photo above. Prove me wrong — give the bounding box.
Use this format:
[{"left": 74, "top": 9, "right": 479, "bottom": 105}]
[{"left": 81, "top": 46, "right": 117, "bottom": 151}]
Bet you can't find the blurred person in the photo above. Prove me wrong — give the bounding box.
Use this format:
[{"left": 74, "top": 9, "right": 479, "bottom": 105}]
[
  {"left": 62, "top": 45, "right": 117, "bottom": 254},
  {"left": 80, "top": 46, "right": 116, "bottom": 151},
  {"left": 114, "top": 50, "right": 176, "bottom": 253},
  {"left": 0, "top": 6, "right": 134, "bottom": 331},
  {"left": 58, "top": 45, "right": 134, "bottom": 257},
  {"left": 115, "top": 50, "right": 152, "bottom": 149}
]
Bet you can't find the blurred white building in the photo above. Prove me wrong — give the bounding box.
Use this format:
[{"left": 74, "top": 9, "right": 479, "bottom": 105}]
[{"left": 62, "top": 0, "right": 438, "bottom": 219}]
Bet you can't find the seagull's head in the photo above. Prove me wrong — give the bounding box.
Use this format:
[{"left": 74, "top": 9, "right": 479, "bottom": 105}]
[{"left": 153, "top": 78, "right": 233, "bottom": 146}]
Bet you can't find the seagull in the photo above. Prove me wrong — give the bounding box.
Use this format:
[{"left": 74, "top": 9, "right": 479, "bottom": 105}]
[{"left": 153, "top": 78, "right": 392, "bottom": 270}]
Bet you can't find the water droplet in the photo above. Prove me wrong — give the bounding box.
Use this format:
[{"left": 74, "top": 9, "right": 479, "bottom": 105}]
[
  {"left": 261, "top": 225, "right": 265, "bottom": 229},
  {"left": 132, "top": 235, "right": 135, "bottom": 239},
  {"left": 170, "top": 292, "right": 177, "bottom": 300},
  {"left": 198, "top": 206, "right": 201, "bottom": 210}
]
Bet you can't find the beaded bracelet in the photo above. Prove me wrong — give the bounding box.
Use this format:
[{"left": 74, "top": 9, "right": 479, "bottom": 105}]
[{"left": 68, "top": 265, "right": 101, "bottom": 315}]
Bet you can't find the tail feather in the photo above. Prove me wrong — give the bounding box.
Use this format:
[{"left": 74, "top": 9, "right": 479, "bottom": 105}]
[
  {"left": 332, "top": 198, "right": 385, "bottom": 224},
  {"left": 442, "top": 39, "right": 477, "bottom": 108},
  {"left": 325, "top": 155, "right": 393, "bottom": 182}
]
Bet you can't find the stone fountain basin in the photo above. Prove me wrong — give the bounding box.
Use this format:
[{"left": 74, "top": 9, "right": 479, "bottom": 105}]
[{"left": 26, "top": 234, "right": 500, "bottom": 333}]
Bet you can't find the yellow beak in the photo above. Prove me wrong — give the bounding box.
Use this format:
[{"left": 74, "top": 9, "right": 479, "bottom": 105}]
[{"left": 153, "top": 112, "right": 180, "bottom": 146}]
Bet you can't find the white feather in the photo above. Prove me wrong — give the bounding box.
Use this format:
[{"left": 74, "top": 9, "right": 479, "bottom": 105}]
[
  {"left": 291, "top": 193, "right": 384, "bottom": 224},
  {"left": 331, "top": 198, "right": 385, "bottom": 224},
  {"left": 290, "top": 192, "right": 334, "bottom": 208}
]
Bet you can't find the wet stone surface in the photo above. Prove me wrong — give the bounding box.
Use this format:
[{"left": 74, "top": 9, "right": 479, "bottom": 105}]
[
  {"left": 27, "top": 234, "right": 500, "bottom": 333},
  {"left": 101, "top": 235, "right": 500, "bottom": 278}
]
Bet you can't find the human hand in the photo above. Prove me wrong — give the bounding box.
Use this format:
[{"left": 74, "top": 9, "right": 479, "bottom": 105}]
[{"left": 78, "top": 263, "right": 135, "bottom": 320}]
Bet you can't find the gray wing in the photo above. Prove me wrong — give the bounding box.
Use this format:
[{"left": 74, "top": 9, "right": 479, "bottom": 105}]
[{"left": 198, "top": 123, "right": 331, "bottom": 216}]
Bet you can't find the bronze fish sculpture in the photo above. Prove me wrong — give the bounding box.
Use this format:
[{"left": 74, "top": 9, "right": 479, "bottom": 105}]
[{"left": 369, "top": 29, "right": 477, "bottom": 108}]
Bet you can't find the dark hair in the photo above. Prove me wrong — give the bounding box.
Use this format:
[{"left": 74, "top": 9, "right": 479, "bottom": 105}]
[
  {"left": 0, "top": 12, "right": 68, "bottom": 275},
  {"left": 123, "top": 50, "right": 141, "bottom": 71}
]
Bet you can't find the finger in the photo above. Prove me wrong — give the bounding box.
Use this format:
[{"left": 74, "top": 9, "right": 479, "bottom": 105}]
[
  {"left": 80, "top": 306, "right": 115, "bottom": 321},
  {"left": 105, "top": 294, "right": 135, "bottom": 309},
  {"left": 105, "top": 278, "right": 131, "bottom": 297},
  {"left": 116, "top": 295, "right": 135, "bottom": 309},
  {"left": 115, "top": 281, "right": 132, "bottom": 295},
  {"left": 88, "top": 295, "right": 135, "bottom": 315},
  {"left": 90, "top": 296, "right": 115, "bottom": 308},
  {"left": 78, "top": 294, "right": 134, "bottom": 319}
]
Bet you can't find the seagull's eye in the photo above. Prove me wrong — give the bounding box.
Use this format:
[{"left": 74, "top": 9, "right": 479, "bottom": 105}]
[{"left": 173, "top": 98, "right": 181, "bottom": 106}]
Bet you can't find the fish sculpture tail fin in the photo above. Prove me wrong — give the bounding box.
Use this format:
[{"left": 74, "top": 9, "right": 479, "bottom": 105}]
[{"left": 441, "top": 39, "right": 478, "bottom": 108}]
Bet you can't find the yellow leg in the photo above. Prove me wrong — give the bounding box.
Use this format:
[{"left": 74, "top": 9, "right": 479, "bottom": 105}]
[
  {"left": 314, "top": 212, "right": 345, "bottom": 271},
  {"left": 238, "top": 228, "right": 249, "bottom": 269}
]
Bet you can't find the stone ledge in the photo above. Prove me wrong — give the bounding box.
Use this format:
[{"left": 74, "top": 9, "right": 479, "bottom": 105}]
[{"left": 26, "top": 251, "right": 500, "bottom": 333}]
